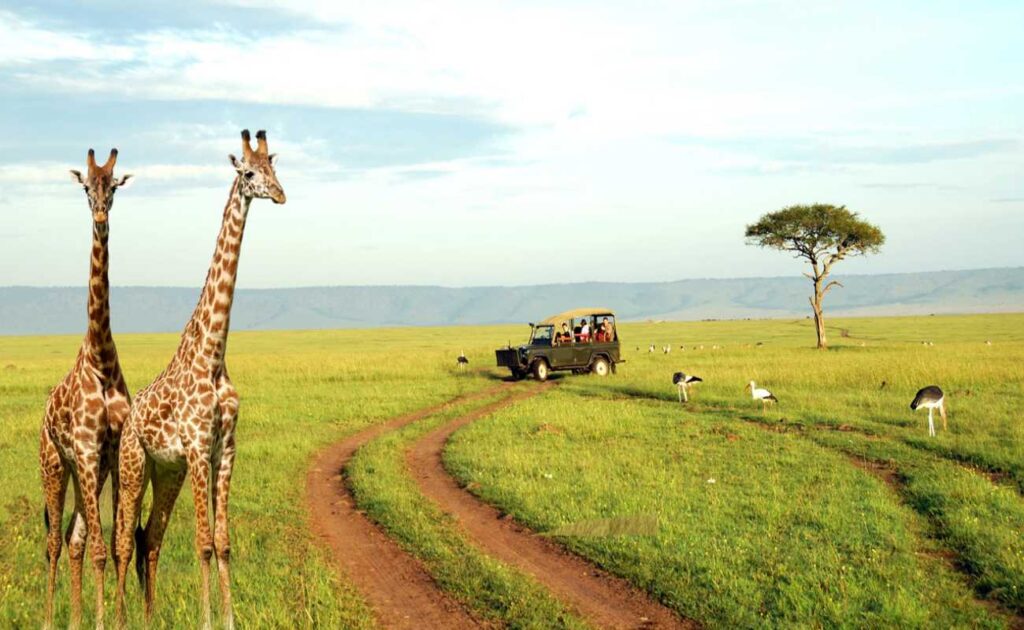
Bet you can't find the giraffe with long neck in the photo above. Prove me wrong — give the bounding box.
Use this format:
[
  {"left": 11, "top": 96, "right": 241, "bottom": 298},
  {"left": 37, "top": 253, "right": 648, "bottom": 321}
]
[
  {"left": 40, "top": 149, "right": 133, "bottom": 630},
  {"left": 114, "top": 130, "right": 285, "bottom": 629}
]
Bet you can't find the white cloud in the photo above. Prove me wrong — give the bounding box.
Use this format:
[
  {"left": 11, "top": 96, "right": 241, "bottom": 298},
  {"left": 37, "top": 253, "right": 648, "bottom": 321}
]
[
  {"left": 2, "top": 2, "right": 1023, "bottom": 287},
  {"left": 0, "top": 10, "right": 133, "bottom": 64}
]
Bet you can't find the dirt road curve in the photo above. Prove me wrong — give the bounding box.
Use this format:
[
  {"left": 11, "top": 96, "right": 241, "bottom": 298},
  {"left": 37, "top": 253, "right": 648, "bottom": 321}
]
[
  {"left": 306, "top": 383, "right": 513, "bottom": 630},
  {"left": 407, "top": 384, "right": 698, "bottom": 630}
]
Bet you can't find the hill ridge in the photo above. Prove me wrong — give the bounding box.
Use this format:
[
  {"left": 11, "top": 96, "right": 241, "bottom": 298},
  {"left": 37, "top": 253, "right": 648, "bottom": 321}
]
[{"left": 1, "top": 267, "right": 1021, "bottom": 335}]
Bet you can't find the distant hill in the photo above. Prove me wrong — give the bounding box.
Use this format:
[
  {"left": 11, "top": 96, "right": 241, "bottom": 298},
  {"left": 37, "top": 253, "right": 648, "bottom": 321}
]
[{"left": 1, "top": 267, "right": 1022, "bottom": 335}]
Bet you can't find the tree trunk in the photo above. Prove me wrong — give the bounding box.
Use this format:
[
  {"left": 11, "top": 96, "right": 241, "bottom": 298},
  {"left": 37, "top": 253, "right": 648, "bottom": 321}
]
[
  {"left": 812, "top": 300, "right": 827, "bottom": 349},
  {"left": 811, "top": 278, "right": 827, "bottom": 349}
]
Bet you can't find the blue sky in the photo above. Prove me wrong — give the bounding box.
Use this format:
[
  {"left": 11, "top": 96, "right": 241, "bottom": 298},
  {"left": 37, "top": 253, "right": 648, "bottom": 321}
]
[{"left": 1, "top": 1, "right": 1022, "bottom": 288}]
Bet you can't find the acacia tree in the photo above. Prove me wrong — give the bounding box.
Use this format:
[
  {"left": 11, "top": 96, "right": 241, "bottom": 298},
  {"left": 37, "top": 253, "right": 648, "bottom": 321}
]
[{"left": 745, "top": 204, "right": 884, "bottom": 349}]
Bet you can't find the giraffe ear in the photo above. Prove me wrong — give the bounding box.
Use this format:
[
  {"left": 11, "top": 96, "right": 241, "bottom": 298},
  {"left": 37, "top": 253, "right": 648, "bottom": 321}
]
[
  {"left": 70, "top": 170, "right": 84, "bottom": 184},
  {"left": 229, "top": 154, "right": 243, "bottom": 172},
  {"left": 268, "top": 153, "right": 277, "bottom": 165},
  {"left": 115, "top": 174, "right": 133, "bottom": 188}
]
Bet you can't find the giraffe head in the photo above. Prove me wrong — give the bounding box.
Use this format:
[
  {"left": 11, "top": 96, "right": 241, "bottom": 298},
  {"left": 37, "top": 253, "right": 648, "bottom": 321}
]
[
  {"left": 229, "top": 129, "right": 286, "bottom": 204},
  {"left": 69, "top": 149, "right": 132, "bottom": 224}
]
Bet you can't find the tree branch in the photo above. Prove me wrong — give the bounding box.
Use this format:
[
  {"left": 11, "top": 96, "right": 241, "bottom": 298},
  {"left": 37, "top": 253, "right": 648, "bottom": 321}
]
[{"left": 823, "top": 280, "right": 844, "bottom": 294}]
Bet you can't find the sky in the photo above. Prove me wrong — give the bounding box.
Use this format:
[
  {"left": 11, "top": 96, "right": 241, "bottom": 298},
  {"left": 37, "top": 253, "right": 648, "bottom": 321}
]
[{"left": 1, "top": 1, "right": 1022, "bottom": 289}]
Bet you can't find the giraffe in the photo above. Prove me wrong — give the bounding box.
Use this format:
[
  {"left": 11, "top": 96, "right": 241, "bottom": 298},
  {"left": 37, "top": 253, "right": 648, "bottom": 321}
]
[
  {"left": 114, "top": 130, "right": 285, "bottom": 630},
  {"left": 40, "top": 148, "right": 133, "bottom": 630}
]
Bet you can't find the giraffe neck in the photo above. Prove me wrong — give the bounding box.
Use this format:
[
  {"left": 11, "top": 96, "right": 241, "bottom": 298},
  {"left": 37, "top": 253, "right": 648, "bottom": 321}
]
[
  {"left": 188, "top": 176, "right": 251, "bottom": 371},
  {"left": 84, "top": 220, "right": 114, "bottom": 369}
]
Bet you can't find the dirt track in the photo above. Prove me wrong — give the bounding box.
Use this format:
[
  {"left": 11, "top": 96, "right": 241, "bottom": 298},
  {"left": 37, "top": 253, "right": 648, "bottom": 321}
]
[
  {"left": 306, "top": 383, "right": 513, "bottom": 629},
  {"left": 406, "top": 384, "right": 697, "bottom": 630}
]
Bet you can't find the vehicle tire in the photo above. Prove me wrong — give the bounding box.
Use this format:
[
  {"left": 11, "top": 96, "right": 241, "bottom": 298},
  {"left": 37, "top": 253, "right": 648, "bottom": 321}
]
[
  {"left": 591, "top": 357, "right": 610, "bottom": 377},
  {"left": 532, "top": 360, "right": 550, "bottom": 382}
]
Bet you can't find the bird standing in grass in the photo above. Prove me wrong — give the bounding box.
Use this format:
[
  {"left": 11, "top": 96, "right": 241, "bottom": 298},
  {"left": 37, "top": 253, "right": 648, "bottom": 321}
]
[
  {"left": 910, "top": 385, "right": 947, "bottom": 437},
  {"left": 457, "top": 350, "right": 469, "bottom": 370},
  {"left": 672, "top": 372, "right": 702, "bottom": 403},
  {"left": 746, "top": 381, "right": 777, "bottom": 412}
]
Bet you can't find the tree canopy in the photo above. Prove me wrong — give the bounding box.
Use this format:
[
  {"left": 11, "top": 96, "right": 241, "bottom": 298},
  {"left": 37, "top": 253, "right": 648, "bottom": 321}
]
[{"left": 744, "top": 204, "right": 885, "bottom": 266}]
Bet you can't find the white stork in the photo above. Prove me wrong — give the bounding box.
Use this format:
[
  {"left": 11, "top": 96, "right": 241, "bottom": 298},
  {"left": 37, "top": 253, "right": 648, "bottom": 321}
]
[
  {"left": 746, "top": 381, "right": 777, "bottom": 412},
  {"left": 911, "top": 385, "right": 947, "bottom": 437},
  {"left": 672, "top": 372, "right": 702, "bottom": 403}
]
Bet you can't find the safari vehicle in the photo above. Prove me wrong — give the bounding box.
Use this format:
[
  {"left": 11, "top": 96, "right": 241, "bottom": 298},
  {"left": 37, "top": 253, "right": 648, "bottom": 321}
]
[{"left": 495, "top": 308, "right": 622, "bottom": 381}]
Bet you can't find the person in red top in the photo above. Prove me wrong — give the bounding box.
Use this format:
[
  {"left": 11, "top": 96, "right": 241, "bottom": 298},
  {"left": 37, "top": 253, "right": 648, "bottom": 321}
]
[{"left": 579, "top": 318, "right": 591, "bottom": 342}]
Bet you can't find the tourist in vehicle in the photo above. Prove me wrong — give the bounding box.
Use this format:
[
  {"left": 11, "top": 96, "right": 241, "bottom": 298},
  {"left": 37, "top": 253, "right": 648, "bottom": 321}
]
[
  {"left": 573, "top": 321, "right": 583, "bottom": 342},
  {"left": 599, "top": 317, "right": 615, "bottom": 342},
  {"left": 579, "top": 317, "right": 591, "bottom": 342},
  {"left": 556, "top": 322, "right": 572, "bottom": 344}
]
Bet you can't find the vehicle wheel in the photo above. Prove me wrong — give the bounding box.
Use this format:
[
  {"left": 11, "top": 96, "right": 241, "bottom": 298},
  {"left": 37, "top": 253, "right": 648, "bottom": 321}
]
[
  {"left": 532, "top": 360, "right": 549, "bottom": 382},
  {"left": 591, "top": 357, "right": 610, "bottom": 377}
]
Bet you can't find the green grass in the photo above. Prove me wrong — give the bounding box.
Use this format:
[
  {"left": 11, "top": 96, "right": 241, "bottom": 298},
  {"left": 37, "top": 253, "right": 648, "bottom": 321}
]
[
  {"left": 809, "top": 430, "right": 1024, "bottom": 611},
  {"left": 445, "top": 313, "right": 1024, "bottom": 628},
  {"left": 346, "top": 388, "right": 590, "bottom": 629},
  {"left": 0, "top": 326, "right": 510, "bottom": 628},
  {"left": 2, "top": 313, "right": 1023, "bottom": 628}
]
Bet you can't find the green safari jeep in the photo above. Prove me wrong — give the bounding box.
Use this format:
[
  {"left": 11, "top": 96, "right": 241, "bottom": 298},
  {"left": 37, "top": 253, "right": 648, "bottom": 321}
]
[{"left": 495, "top": 308, "right": 622, "bottom": 381}]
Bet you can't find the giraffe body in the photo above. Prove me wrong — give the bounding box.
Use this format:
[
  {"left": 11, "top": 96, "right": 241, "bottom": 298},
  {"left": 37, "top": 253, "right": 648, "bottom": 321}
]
[
  {"left": 114, "top": 130, "right": 284, "bottom": 630},
  {"left": 41, "top": 149, "right": 132, "bottom": 630}
]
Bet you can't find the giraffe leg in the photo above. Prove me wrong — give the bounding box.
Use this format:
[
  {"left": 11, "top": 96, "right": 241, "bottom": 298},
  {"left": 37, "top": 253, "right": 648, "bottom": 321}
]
[
  {"left": 213, "top": 380, "right": 240, "bottom": 630},
  {"left": 65, "top": 475, "right": 89, "bottom": 630},
  {"left": 139, "top": 467, "right": 187, "bottom": 622},
  {"left": 212, "top": 441, "right": 236, "bottom": 630},
  {"left": 187, "top": 447, "right": 215, "bottom": 630},
  {"left": 75, "top": 446, "right": 107, "bottom": 630},
  {"left": 114, "top": 429, "right": 147, "bottom": 629},
  {"left": 105, "top": 389, "right": 130, "bottom": 571},
  {"left": 40, "top": 427, "right": 69, "bottom": 630}
]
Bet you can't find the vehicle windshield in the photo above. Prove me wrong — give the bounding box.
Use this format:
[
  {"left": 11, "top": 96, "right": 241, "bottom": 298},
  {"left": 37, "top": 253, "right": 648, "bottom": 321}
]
[{"left": 530, "top": 325, "right": 554, "bottom": 345}]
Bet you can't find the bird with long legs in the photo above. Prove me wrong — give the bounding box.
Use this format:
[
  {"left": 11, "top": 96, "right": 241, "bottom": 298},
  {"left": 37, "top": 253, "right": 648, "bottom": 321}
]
[
  {"left": 746, "top": 380, "right": 777, "bottom": 412},
  {"left": 910, "top": 386, "right": 947, "bottom": 437},
  {"left": 457, "top": 350, "right": 469, "bottom": 370},
  {"left": 672, "top": 372, "right": 702, "bottom": 403}
]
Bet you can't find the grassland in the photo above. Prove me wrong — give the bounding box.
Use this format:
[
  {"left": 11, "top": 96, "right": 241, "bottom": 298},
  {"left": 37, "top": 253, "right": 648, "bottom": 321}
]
[
  {"left": 445, "top": 314, "right": 1024, "bottom": 627},
  {"left": 1, "top": 314, "right": 1022, "bottom": 628},
  {"left": 0, "top": 326, "right": 506, "bottom": 628}
]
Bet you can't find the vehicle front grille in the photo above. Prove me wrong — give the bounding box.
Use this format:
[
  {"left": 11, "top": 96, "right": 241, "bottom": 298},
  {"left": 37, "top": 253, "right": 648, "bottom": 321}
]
[{"left": 495, "top": 349, "right": 520, "bottom": 368}]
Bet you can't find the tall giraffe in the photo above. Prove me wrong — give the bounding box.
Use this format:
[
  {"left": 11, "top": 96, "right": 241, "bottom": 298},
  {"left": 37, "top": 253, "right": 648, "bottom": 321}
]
[
  {"left": 114, "top": 130, "right": 285, "bottom": 629},
  {"left": 40, "top": 149, "right": 133, "bottom": 630}
]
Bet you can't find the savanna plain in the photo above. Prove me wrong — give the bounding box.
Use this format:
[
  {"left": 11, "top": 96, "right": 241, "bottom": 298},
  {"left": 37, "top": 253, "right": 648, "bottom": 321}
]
[{"left": 2, "top": 313, "right": 1022, "bottom": 628}]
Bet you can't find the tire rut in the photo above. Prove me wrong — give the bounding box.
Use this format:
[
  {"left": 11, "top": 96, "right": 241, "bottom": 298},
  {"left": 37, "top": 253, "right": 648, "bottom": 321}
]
[
  {"left": 306, "top": 383, "right": 513, "bottom": 630},
  {"left": 406, "top": 383, "right": 697, "bottom": 630}
]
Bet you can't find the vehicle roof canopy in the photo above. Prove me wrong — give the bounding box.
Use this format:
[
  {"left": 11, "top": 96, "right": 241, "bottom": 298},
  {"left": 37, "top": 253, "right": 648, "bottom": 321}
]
[{"left": 538, "top": 308, "right": 616, "bottom": 326}]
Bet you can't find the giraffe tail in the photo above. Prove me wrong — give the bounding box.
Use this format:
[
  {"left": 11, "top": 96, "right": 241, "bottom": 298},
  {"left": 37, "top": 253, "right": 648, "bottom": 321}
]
[
  {"left": 134, "top": 524, "right": 147, "bottom": 590},
  {"left": 43, "top": 507, "right": 51, "bottom": 560}
]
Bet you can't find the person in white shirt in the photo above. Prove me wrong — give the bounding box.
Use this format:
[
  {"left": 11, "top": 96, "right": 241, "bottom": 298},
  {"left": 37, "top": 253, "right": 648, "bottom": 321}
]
[{"left": 579, "top": 318, "right": 591, "bottom": 342}]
